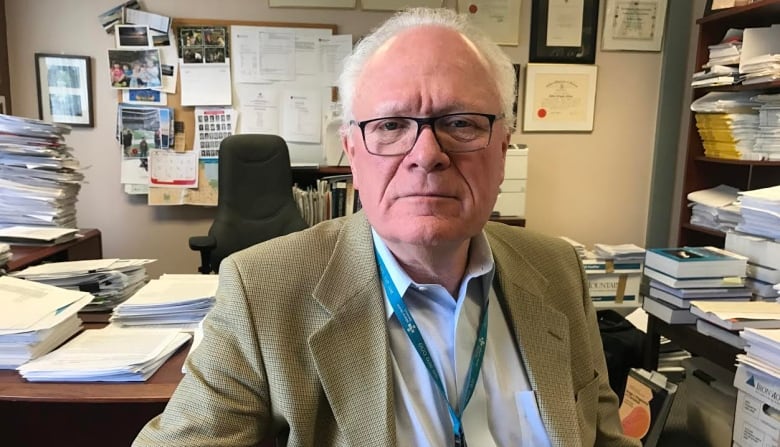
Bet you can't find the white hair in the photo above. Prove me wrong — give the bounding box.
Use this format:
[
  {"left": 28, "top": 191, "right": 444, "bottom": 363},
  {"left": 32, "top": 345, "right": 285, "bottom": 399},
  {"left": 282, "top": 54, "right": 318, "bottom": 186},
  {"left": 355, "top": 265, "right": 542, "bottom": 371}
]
[{"left": 338, "top": 7, "right": 516, "bottom": 132}]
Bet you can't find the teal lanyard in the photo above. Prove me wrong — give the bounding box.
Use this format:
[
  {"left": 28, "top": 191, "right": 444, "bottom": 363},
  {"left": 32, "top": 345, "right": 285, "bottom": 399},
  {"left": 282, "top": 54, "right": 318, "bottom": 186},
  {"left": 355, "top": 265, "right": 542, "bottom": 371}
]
[{"left": 376, "top": 250, "right": 488, "bottom": 447}]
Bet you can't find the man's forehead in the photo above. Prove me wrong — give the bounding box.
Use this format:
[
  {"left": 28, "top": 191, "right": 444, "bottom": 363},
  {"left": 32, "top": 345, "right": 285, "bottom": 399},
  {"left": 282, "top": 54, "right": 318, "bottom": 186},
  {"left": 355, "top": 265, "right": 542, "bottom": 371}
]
[{"left": 370, "top": 25, "right": 485, "bottom": 65}]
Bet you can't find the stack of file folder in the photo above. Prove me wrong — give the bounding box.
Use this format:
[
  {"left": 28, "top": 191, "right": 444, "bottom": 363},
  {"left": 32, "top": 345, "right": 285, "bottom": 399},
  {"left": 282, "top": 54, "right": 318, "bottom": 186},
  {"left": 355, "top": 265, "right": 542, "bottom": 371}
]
[
  {"left": 0, "top": 113, "right": 84, "bottom": 228},
  {"left": 110, "top": 274, "right": 218, "bottom": 327},
  {"left": 739, "top": 26, "right": 780, "bottom": 86},
  {"left": 0, "top": 276, "right": 92, "bottom": 369},
  {"left": 10, "top": 258, "right": 155, "bottom": 311},
  {"left": 17, "top": 326, "right": 190, "bottom": 382},
  {"left": 691, "top": 92, "right": 759, "bottom": 160}
]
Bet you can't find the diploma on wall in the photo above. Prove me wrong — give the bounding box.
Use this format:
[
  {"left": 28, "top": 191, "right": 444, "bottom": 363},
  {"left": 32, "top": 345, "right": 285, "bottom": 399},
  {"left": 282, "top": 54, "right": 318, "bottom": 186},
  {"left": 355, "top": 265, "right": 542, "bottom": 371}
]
[
  {"left": 522, "top": 63, "right": 597, "bottom": 132},
  {"left": 602, "top": 0, "right": 668, "bottom": 51}
]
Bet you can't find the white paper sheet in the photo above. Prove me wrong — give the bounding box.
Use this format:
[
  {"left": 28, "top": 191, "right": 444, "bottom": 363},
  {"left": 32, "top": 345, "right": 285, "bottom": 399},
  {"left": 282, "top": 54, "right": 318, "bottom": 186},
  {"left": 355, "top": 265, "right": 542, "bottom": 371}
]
[
  {"left": 236, "top": 84, "right": 281, "bottom": 134},
  {"left": 232, "top": 26, "right": 296, "bottom": 83},
  {"left": 179, "top": 62, "right": 232, "bottom": 106},
  {"left": 320, "top": 35, "right": 352, "bottom": 87},
  {"left": 281, "top": 88, "right": 322, "bottom": 143}
]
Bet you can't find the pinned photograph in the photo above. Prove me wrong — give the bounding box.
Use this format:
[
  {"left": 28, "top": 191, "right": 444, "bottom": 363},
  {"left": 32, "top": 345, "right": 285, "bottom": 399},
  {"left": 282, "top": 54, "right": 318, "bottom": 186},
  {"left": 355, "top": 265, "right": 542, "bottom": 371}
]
[
  {"left": 115, "top": 24, "right": 153, "bottom": 48},
  {"left": 108, "top": 48, "right": 162, "bottom": 89},
  {"left": 97, "top": 0, "right": 140, "bottom": 33},
  {"left": 178, "top": 26, "right": 229, "bottom": 64}
]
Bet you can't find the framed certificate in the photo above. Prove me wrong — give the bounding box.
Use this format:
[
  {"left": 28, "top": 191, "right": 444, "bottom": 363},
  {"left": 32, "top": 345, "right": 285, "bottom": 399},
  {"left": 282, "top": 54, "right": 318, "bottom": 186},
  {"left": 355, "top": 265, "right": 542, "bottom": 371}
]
[
  {"left": 602, "top": 0, "right": 668, "bottom": 51},
  {"left": 529, "top": 0, "right": 599, "bottom": 64},
  {"left": 522, "top": 63, "right": 598, "bottom": 132}
]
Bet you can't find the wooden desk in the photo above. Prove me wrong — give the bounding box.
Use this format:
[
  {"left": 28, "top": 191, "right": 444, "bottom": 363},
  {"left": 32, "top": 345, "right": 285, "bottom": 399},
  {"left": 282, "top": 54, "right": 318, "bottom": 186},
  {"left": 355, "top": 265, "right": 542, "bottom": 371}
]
[
  {"left": 5, "top": 228, "right": 103, "bottom": 272},
  {"left": 0, "top": 335, "right": 187, "bottom": 447},
  {"left": 642, "top": 314, "right": 743, "bottom": 373}
]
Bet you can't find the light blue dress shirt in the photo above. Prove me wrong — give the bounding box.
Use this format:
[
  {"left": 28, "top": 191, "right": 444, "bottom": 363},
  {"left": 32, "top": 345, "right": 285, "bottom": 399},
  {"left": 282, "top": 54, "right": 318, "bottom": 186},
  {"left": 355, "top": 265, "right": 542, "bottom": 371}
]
[{"left": 371, "top": 229, "right": 553, "bottom": 447}]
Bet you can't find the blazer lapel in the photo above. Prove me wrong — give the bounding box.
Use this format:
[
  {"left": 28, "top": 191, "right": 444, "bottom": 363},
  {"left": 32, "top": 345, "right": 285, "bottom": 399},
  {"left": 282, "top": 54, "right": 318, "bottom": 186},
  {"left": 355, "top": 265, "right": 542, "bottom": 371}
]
[
  {"left": 308, "top": 214, "right": 396, "bottom": 446},
  {"left": 494, "top": 256, "right": 583, "bottom": 447}
]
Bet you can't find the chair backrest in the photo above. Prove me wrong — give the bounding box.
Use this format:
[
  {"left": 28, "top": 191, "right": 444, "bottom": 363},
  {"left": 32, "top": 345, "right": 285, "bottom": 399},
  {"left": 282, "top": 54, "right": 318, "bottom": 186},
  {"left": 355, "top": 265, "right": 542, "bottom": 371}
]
[{"left": 207, "top": 134, "right": 307, "bottom": 272}]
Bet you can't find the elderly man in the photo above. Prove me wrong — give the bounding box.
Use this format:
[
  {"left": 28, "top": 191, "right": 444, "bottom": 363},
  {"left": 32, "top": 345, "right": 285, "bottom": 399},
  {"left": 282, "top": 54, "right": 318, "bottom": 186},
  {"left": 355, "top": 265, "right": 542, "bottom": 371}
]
[{"left": 134, "top": 8, "right": 638, "bottom": 447}]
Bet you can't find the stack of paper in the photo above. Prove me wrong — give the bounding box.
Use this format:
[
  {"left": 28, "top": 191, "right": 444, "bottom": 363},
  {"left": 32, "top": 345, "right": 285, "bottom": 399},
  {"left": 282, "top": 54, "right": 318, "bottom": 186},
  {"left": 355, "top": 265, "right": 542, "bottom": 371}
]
[
  {"left": 726, "top": 230, "right": 780, "bottom": 301},
  {"left": 0, "top": 113, "right": 83, "bottom": 228},
  {"left": 687, "top": 184, "right": 741, "bottom": 232},
  {"left": 593, "top": 243, "right": 645, "bottom": 263},
  {"left": 752, "top": 93, "right": 780, "bottom": 160},
  {"left": 10, "top": 258, "right": 155, "bottom": 311},
  {"left": 17, "top": 326, "right": 190, "bottom": 382},
  {"left": 703, "top": 28, "right": 742, "bottom": 68},
  {"left": 110, "top": 274, "right": 218, "bottom": 327},
  {"left": 0, "top": 242, "right": 10, "bottom": 267},
  {"left": 0, "top": 276, "right": 92, "bottom": 369},
  {"left": 691, "top": 65, "right": 742, "bottom": 88},
  {"left": 739, "top": 26, "right": 780, "bottom": 86},
  {"left": 0, "top": 225, "right": 79, "bottom": 245},
  {"left": 736, "top": 185, "right": 780, "bottom": 241},
  {"left": 690, "top": 300, "right": 780, "bottom": 330}
]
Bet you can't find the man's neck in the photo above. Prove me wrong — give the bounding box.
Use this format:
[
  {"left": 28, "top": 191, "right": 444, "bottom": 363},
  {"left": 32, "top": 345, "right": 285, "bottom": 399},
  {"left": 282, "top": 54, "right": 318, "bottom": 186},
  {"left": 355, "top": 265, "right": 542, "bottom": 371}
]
[{"left": 383, "top": 239, "right": 470, "bottom": 298}]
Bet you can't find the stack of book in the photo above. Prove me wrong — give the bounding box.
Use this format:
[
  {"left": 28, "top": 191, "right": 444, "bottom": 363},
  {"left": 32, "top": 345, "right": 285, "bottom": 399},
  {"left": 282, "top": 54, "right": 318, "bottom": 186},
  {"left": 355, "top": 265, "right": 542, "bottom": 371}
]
[
  {"left": 0, "top": 113, "right": 84, "bottom": 228},
  {"left": 0, "top": 276, "right": 92, "bottom": 369},
  {"left": 642, "top": 246, "right": 749, "bottom": 325},
  {"left": 17, "top": 326, "right": 190, "bottom": 382},
  {"left": 10, "top": 258, "right": 154, "bottom": 311},
  {"left": 110, "top": 274, "right": 218, "bottom": 328},
  {"left": 732, "top": 328, "right": 780, "bottom": 446}
]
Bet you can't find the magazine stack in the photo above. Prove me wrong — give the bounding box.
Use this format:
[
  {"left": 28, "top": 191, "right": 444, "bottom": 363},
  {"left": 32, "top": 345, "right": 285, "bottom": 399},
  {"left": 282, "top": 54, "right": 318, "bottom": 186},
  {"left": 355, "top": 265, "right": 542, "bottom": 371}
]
[{"left": 0, "top": 114, "right": 83, "bottom": 228}]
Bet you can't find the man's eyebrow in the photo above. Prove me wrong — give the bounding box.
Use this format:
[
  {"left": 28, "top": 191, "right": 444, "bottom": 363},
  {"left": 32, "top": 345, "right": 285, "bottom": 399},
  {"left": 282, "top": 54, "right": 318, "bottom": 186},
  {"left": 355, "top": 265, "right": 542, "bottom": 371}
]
[{"left": 369, "top": 102, "right": 486, "bottom": 117}]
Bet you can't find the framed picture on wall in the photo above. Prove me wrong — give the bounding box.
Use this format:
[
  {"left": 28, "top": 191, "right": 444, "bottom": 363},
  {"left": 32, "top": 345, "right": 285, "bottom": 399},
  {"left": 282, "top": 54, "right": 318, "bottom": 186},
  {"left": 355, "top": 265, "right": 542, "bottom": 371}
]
[
  {"left": 34, "top": 54, "right": 94, "bottom": 127},
  {"left": 529, "top": 0, "right": 599, "bottom": 64},
  {"left": 523, "top": 63, "right": 598, "bottom": 132}
]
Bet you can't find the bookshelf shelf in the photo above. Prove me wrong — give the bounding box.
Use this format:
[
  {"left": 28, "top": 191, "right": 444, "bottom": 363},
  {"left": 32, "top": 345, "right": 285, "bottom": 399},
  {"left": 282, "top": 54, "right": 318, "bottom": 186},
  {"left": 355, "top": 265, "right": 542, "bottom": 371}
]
[{"left": 678, "top": 1, "right": 780, "bottom": 246}]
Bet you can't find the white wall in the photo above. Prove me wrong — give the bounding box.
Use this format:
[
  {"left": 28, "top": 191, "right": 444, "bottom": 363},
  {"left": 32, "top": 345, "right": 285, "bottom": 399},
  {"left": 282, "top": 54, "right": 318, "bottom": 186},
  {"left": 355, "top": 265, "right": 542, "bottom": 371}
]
[{"left": 5, "top": 0, "right": 667, "bottom": 277}]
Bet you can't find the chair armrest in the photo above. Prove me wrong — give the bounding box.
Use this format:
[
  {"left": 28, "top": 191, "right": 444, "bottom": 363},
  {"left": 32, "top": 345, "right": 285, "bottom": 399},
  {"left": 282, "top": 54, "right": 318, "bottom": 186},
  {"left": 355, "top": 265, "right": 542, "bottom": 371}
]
[
  {"left": 189, "top": 235, "right": 216, "bottom": 251},
  {"left": 189, "top": 235, "right": 217, "bottom": 274}
]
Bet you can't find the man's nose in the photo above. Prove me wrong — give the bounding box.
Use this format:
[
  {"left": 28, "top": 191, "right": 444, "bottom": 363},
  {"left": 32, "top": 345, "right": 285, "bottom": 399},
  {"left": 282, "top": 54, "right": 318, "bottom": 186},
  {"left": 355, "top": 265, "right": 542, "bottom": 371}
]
[{"left": 405, "top": 126, "right": 451, "bottom": 170}]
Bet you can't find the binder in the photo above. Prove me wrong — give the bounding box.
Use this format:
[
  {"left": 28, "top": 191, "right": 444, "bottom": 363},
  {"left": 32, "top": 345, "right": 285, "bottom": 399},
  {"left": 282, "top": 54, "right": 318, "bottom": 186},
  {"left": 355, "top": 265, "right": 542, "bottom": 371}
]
[{"left": 618, "top": 368, "right": 678, "bottom": 447}]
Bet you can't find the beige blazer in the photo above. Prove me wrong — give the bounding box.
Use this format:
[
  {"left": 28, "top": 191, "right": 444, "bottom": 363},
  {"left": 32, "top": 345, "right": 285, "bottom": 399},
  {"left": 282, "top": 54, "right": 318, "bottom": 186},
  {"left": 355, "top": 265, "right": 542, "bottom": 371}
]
[{"left": 134, "top": 212, "right": 640, "bottom": 447}]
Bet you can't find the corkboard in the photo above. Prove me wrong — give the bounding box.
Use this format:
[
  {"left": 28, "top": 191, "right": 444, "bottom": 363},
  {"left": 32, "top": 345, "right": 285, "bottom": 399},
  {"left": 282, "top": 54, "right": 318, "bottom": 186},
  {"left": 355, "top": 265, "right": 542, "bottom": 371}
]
[{"left": 118, "top": 18, "right": 338, "bottom": 152}]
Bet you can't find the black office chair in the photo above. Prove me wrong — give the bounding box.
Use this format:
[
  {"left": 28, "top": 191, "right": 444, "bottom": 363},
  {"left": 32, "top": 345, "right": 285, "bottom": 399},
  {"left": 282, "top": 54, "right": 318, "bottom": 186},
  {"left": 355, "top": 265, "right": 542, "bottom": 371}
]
[{"left": 189, "top": 134, "right": 308, "bottom": 273}]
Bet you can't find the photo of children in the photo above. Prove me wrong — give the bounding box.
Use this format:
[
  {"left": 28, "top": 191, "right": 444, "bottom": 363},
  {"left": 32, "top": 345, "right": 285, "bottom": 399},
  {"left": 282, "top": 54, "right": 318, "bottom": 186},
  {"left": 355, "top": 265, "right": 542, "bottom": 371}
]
[{"left": 108, "top": 48, "right": 163, "bottom": 89}]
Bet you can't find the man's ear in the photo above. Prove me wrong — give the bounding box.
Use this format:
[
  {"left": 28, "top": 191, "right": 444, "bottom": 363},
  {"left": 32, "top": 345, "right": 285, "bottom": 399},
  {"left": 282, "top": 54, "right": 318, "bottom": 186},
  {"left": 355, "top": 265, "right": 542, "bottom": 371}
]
[{"left": 341, "top": 130, "right": 359, "bottom": 189}]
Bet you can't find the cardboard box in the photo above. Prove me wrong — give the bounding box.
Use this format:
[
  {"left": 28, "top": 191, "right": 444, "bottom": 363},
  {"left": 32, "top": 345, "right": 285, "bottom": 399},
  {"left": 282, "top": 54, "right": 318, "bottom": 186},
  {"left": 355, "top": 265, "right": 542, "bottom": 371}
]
[
  {"left": 733, "top": 364, "right": 780, "bottom": 447},
  {"left": 733, "top": 391, "right": 780, "bottom": 447},
  {"left": 587, "top": 271, "right": 641, "bottom": 304}
]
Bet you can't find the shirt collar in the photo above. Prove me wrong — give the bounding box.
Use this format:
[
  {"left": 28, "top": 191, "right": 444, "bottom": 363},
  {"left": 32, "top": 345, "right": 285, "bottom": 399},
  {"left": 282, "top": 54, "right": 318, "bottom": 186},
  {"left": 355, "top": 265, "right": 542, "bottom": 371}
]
[{"left": 371, "top": 228, "right": 495, "bottom": 320}]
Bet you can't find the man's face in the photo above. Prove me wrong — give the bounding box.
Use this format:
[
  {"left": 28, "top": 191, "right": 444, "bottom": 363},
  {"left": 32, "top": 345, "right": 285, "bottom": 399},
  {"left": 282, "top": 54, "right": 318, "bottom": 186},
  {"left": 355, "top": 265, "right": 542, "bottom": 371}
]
[{"left": 343, "top": 26, "right": 509, "bottom": 248}]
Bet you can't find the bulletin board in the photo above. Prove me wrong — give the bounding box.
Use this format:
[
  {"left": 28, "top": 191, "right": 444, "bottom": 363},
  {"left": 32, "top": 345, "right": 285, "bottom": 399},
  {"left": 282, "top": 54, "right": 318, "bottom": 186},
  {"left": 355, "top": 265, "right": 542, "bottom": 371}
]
[
  {"left": 118, "top": 18, "right": 338, "bottom": 152},
  {"left": 169, "top": 18, "right": 337, "bottom": 151}
]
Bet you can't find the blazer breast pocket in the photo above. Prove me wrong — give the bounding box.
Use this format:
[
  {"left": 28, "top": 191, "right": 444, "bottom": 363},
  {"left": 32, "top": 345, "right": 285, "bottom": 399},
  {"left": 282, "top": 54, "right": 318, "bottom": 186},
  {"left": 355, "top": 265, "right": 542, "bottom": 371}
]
[{"left": 574, "top": 370, "right": 601, "bottom": 446}]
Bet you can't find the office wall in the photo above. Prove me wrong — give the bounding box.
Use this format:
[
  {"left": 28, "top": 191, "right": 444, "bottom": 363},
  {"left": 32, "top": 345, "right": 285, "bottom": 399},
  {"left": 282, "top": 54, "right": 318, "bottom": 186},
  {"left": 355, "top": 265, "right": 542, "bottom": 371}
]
[{"left": 5, "top": 0, "right": 667, "bottom": 277}]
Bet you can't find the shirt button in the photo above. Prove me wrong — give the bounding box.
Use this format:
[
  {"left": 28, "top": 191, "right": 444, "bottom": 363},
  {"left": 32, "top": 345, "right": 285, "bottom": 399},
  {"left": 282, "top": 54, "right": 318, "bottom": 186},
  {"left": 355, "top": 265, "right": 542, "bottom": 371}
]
[{"left": 417, "top": 286, "right": 427, "bottom": 292}]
